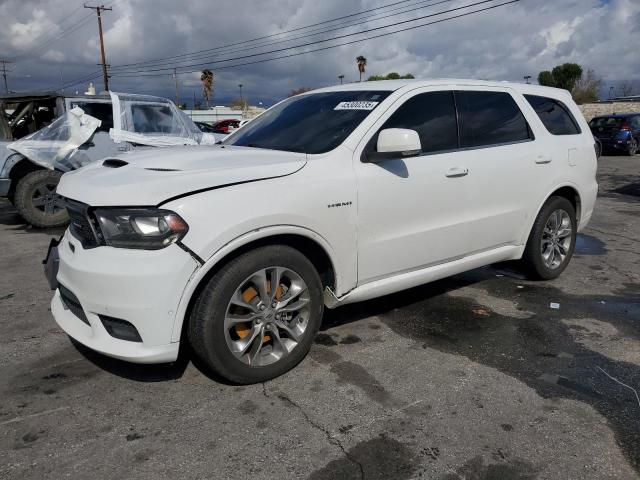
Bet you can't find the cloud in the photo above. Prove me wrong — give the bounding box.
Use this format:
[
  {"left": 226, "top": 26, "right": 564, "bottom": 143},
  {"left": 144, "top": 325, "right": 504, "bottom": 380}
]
[{"left": 1, "top": 0, "right": 639, "bottom": 104}]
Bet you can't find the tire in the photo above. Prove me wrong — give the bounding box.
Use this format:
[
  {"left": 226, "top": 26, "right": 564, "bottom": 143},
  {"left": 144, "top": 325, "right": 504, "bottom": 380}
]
[
  {"left": 627, "top": 138, "right": 638, "bottom": 156},
  {"left": 14, "top": 170, "right": 69, "bottom": 228},
  {"left": 188, "top": 245, "right": 324, "bottom": 384},
  {"left": 521, "top": 196, "right": 577, "bottom": 280}
]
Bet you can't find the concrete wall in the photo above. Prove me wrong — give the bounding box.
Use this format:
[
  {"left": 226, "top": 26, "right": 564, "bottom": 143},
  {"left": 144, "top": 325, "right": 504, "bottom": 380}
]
[{"left": 579, "top": 101, "right": 640, "bottom": 121}]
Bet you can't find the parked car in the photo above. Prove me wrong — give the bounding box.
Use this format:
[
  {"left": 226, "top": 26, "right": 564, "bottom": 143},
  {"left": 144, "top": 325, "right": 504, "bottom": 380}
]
[
  {"left": 588, "top": 113, "right": 639, "bottom": 156},
  {"left": 212, "top": 118, "right": 240, "bottom": 134},
  {"left": 1, "top": 92, "right": 216, "bottom": 227},
  {"left": 46, "top": 79, "right": 598, "bottom": 384},
  {"left": 194, "top": 121, "right": 226, "bottom": 142},
  {"left": 194, "top": 121, "right": 216, "bottom": 133}
]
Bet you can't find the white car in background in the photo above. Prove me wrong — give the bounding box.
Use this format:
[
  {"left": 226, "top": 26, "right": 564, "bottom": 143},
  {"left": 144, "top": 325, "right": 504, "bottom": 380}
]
[{"left": 46, "top": 79, "right": 598, "bottom": 383}]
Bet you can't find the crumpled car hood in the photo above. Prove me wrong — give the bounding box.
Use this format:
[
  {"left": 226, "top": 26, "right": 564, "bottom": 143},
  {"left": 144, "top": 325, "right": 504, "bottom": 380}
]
[{"left": 57, "top": 145, "right": 307, "bottom": 206}]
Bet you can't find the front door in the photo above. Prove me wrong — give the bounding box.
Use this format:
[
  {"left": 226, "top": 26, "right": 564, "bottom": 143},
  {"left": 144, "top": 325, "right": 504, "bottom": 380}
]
[{"left": 354, "top": 89, "right": 471, "bottom": 284}]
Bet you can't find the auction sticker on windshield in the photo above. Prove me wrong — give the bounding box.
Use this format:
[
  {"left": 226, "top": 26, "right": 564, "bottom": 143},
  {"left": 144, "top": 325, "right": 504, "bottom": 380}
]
[{"left": 334, "top": 101, "right": 379, "bottom": 110}]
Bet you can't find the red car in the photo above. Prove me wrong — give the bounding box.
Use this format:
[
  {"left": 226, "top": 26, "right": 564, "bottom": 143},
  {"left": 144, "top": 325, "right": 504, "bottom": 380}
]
[{"left": 212, "top": 119, "right": 240, "bottom": 134}]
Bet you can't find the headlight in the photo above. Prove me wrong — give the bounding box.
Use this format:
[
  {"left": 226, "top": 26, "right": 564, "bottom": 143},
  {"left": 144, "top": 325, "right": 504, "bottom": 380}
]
[{"left": 93, "top": 208, "right": 188, "bottom": 250}]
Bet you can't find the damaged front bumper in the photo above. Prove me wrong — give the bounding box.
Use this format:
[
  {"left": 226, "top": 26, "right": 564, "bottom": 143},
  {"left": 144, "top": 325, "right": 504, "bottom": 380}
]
[{"left": 47, "top": 229, "right": 200, "bottom": 363}]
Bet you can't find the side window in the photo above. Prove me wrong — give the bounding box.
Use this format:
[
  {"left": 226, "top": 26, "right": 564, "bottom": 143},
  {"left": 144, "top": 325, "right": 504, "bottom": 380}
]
[
  {"left": 524, "top": 95, "right": 581, "bottom": 135},
  {"left": 376, "top": 90, "right": 458, "bottom": 154},
  {"left": 72, "top": 102, "right": 114, "bottom": 132},
  {"left": 130, "top": 104, "right": 177, "bottom": 134},
  {"left": 456, "top": 91, "right": 532, "bottom": 148}
]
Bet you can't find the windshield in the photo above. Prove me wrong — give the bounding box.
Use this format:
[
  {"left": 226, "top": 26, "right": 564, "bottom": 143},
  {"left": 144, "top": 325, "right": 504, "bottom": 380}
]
[{"left": 223, "top": 91, "right": 391, "bottom": 154}]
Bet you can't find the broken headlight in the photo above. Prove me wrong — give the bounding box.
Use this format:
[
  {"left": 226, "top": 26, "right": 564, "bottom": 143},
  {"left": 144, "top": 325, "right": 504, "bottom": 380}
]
[{"left": 94, "top": 208, "right": 188, "bottom": 250}]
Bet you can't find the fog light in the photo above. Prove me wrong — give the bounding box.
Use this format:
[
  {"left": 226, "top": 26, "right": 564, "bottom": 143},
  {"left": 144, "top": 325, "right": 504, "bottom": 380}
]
[{"left": 99, "top": 315, "right": 142, "bottom": 342}]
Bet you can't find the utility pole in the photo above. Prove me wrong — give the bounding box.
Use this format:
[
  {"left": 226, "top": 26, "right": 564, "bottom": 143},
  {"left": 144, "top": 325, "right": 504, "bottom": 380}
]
[
  {"left": 0, "top": 60, "right": 12, "bottom": 93},
  {"left": 338, "top": 74, "right": 344, "bottom": 85},
  {"left": 84, "top": 4, "right": 112, "bottom": 92},
  {"left": 524, "top": 75, "right": 531, "bottom": 84},
  {"left": 173, "top": 68, "right": 180, "bottom": 105}
]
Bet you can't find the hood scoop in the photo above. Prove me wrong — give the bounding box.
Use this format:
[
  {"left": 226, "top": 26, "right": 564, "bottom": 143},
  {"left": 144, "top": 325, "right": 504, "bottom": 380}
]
[{"left": 103, "top": 159, "right": 129, "bottom": 168}]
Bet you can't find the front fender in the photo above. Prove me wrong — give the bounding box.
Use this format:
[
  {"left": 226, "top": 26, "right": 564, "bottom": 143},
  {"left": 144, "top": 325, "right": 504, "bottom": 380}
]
[
  {"left": 0, "top": 150, "right": 28, "bottom": 178},
  {"left": 169, "top": 224, "right": 342, "bottom": 342}
]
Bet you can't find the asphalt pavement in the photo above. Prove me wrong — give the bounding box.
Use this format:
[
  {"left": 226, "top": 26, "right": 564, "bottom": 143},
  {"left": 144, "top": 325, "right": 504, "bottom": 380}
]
[{"left": 1, "top": 155, "right": 639, "bottom": 479}]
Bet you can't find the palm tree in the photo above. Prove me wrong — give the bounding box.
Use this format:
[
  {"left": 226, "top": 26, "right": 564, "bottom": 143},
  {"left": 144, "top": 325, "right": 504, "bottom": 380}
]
[
  {"left": 356, "top": 56, "right": 367, "bottom": 82},
  {"left": 200, "top": 69, "right": 214, "bottom": 109}
]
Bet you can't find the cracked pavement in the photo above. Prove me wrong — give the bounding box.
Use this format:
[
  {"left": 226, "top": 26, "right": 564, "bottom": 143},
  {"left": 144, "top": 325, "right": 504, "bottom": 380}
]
[{"left": 1, "top": 155, "right": 639, "bottom": 479}]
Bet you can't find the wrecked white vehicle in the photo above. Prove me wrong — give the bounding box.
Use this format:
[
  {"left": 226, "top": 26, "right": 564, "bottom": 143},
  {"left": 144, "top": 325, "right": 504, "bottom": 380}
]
[{"left": 0, "top": 92, "right": 215, "bottom": 227}]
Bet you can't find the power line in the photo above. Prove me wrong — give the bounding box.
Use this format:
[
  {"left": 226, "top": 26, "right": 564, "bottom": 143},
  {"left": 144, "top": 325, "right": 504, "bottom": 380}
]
[
  {"left": 113, "top": 1, "right": 518, "bottom": 79},
  {"left": 109, "top": 0, "right": 449, "bottom": 72},
  {"left": 111, "top": 0, "right": 418, "bottom": 70},
  {"left": 109, "top": 0, "right": 454, "bottom": 73},
  {"left": 113, "top": 0, "right": 507, "bottom": 76}
]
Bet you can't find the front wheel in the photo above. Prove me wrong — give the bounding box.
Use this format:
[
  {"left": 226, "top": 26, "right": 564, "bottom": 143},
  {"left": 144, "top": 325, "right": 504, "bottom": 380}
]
[
  {"left": 521, "top": 196, "right": 577, "bottom": 280},
  {"left": 14, "top": 170, "right": 69, "bottom": 228},
  {"left": 626, "top": 138, "right": 638, "bottom": 156},
  {"left": 188, "top": 245, "right": 324, "bottom": 384}
]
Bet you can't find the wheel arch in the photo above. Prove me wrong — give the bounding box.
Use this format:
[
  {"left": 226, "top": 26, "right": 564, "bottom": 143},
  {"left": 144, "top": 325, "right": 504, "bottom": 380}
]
[
  {"left": 171, "top": 227, "right": 339, "bottom": 342},
  {"left": 524, "top": 183, "right": 582, "bottom": 245},
  {"left": 6, "top": 157, "right": 44, "bottom": 199}
]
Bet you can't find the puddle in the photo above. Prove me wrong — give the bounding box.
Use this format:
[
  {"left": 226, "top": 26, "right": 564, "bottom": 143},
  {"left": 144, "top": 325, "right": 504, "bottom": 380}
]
[
  {"left": 575, "top": 234, "right": 607, "bottom": 255},
  {"left": 613, "top": 182, "right": 640, "bottom": 198}
]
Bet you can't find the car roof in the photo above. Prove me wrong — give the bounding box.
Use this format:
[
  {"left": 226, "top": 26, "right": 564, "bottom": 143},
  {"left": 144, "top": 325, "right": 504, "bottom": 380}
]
[
  {"left": 591, "top": 113, "right": 638, "bottom": 119},
  {"left": 310, "top": 78, "right": 573, "bottom": 99},
  {"left": 0, "top": 91, "right": 111, "bottom": 101}
]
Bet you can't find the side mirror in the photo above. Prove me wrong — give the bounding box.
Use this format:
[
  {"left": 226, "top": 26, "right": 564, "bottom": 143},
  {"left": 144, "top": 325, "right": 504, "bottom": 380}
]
[{"left": 364, "top": 128, "right": 421, "bottom": 163}]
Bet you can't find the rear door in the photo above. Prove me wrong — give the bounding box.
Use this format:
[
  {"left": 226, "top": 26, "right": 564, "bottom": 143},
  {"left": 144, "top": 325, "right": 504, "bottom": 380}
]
[{"left": 452, "top": 88, "right": 540, "bottom": 253}]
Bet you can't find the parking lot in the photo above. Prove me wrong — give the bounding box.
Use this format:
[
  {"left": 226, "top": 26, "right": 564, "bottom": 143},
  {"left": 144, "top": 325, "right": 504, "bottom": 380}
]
[{"left": 0, "top": 154, "right": 638, "bottom": 479}]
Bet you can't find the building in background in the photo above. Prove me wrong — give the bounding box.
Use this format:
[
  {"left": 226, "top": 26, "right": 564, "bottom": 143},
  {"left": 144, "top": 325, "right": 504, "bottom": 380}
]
[{"left": 183, "top": 105, "right": 266, "bottom": 124}]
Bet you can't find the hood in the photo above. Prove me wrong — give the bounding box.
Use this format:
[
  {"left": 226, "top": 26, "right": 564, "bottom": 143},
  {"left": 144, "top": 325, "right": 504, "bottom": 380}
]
[{"left": 57, "top": 145, "right": 307, "bottom": 206}]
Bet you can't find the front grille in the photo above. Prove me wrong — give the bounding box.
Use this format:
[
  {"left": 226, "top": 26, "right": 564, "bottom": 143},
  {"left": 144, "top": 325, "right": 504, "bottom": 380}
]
[
  {"left": 64, "top": 199, "right": 99, "bottom": 248},
  {"left": 58, "top": 284, "right": 90, "bottom": 326}
]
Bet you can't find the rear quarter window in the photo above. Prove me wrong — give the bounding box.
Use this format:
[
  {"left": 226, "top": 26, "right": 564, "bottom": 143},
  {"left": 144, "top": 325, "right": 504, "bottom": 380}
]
[
  {"left": 456, "top": 91, "right": 532, "bottom": 148},
  {"left": 524, "top": 95, "right": 581, "bottom": 135}
]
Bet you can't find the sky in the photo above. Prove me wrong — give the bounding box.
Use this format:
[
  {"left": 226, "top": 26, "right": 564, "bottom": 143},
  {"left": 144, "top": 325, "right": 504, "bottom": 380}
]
[{"left": 1, "top": 0, "right": 639, "bottom": 108}]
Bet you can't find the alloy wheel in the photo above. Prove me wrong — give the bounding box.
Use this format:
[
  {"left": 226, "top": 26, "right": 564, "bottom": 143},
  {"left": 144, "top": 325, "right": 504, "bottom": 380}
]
[
  {"left": 541, "top": 209, "right": 572, "bottom": 270},
  {"left": 224, "top": 267, "right": 311, "bottom": 367}
]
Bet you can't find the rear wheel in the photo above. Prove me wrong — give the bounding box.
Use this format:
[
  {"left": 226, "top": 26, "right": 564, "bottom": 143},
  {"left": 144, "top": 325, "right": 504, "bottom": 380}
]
[
  {"left": 521, "top": 196, "right": 577, "bottom": 280},
  {"left": 627, "top": 138, "right": 638, "bottom": 156},
  {"left": 14, "top": 170, "right": 68, "bottom": 228},
  {"left": 188, "top": 245, "right": 324, "bottom": 384}
]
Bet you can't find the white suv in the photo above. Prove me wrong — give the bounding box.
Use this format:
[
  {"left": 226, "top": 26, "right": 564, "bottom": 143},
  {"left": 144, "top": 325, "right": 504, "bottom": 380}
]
[{"left": 46, "top": 79, "right": 598, "bottom": 383}]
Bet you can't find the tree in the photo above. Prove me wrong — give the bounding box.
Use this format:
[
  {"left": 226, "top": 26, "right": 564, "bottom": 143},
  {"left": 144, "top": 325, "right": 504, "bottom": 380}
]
[
  {"left": 537, "top": 63, "right": 583, "bottom": 91},
  {"left": 572, "top": 69, "right": 602, "bottom": 104},
  {"left": 230, "top": 98, "right": 248, "bottom": 110},
  {"left": 200, "top": 69, "right": 214, "bottom": 108},
  {"left": 368, "top": 72, "right": 415, "bottom": 81},
  {"left": 356, "top": 56, "right": 367, "bottom": 82},
  {"left": 287, "top": 86, "right": 313, "bottom": 97},
  {"left": 537, "top": 71, "right": 555, "bottom": 87},
  {"left": 619, "top": 81, "right": 639, "bottom": 97}
]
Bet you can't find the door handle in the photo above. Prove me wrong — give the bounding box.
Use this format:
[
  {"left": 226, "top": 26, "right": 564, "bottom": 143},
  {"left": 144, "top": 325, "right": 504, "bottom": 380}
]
[
  {"left": 445, "top": 167, "right": 469, "bottom": 178},
  {"left": 535, "top": 155, "right": 552, "bottom": 164}
]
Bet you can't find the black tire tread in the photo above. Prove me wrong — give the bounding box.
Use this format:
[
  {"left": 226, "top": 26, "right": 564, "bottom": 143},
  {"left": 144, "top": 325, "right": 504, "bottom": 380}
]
[
  {"left": 521, "top": 196, "right": 577, "bottom": 280},
  {"left": 14, "top": 170, "right": 68, "bottom": 228}
]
